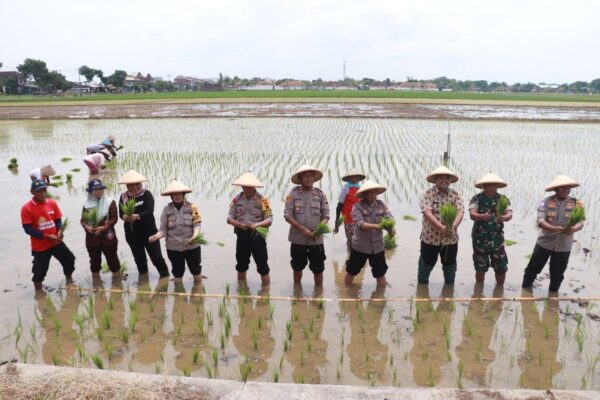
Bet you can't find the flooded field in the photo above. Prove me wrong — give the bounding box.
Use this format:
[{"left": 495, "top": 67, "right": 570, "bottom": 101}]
[{"left": 1, "top": 117, "right": 600, "bottom": 389}]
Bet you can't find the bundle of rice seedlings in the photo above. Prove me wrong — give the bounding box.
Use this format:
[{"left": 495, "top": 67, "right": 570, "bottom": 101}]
[
  {"left": 52, "top": 175, "right": 63, "bottom": 180},
  {"left": 255, "top": 226, "right": 269, "bottom": 239},
  {"left": 403, "top": 214, "right": 417, "bottom": 221},
  {"left": 83, "top": 208, "right": 100, "bottom": 228},
  {"left": 71, "top": 168, "right": 81, "bottom": 172},
  {"left": 120, "top": 198, "right": 137, "bottom": 217},
  {"left": 101, "top": 262, "right": 110, "bottom": 273},
  {"left": 566, "top": 205, "right": 585, "bottom": 227},
  {"left": 116, "top": 145, "right": 124, "bottom": 150},
  {"left": 378, "top": 217, "right": 395, "bottom": 231},
  {"left": 337, "top": 215, "right": 345, "bottom": 226},
  {"left": 312, "top": 222, "right": 332, "bottom": 237},
  {"left": 439, "top": 203, "right": 457, "bottom": 231},
  {"left": 496, "top": 195, "right": 510, "bottom": 218},
  {"left": 384, "top": 233, "right": 397, "bottom": 249},
  {"left": 66, "top": 173, "right": 73, "bottom": 183},
  {"left": 60, "top": 157, "right": 72, "bottom": 162},
  {"left": 190, "top": 233, "right": 209, "bottom": 245},
  {"left": 59, "top": 217, "right": 70, "bottom": 237},
  {"left": 8, "top": 157, "right": 18, "bottom": 169}
]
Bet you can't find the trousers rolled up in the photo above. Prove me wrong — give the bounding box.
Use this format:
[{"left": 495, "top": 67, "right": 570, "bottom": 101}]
[
  {"left": 522, "top": 244, "right": 570, "bottom": 292},
  {"left": 125, "top": 234, "right": 169, "bottom": 277}
]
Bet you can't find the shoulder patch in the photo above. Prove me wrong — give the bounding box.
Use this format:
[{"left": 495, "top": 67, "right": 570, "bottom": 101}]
[
  {"left": 191, "top": 204, "right": 202, "bottom": 223},
  {"left": 286, "top": 194, "right": 293, "bottom": 203},
  {"left": 261, "top": 197, "right": 273, "bottom": 217}
]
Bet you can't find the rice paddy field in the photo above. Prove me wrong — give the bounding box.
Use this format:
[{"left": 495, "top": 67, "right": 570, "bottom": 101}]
[{"left": 1, "top": 117, "right": 600, "bottom": 389}]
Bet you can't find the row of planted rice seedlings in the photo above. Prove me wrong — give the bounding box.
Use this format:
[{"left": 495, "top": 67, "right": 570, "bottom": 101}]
[{"left": 4, "top": 284, "right": 600, "bottom": 387}]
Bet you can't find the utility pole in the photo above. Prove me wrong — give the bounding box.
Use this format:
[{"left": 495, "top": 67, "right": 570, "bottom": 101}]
[
  {"left": 343, "top": 60, "right": 346, "bottom": 81},
  {"left": 443, "top": 121, "right": 451, "bottom": 166}
]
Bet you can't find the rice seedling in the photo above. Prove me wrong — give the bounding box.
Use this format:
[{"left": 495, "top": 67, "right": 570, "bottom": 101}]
[
  {"left": 128, "top": 310, "right": 138, "bottom": 332},
  {"left": 205, "top": 361, "right": 214, "bottom": 378},
  {"left": 251, "top": 328, "right": 258, "bottom": 350},
  {"left": 254, "top": 226, "right": 269, "bottom": 239},
  {"left": 212, "top": 347, "right": 218, "bottom": 367},
  {"left": 272, "top": 369, "right": 280, "bottom": 382},
  {"left": 155, "top": 363, "right": 161, "bottom": 374},
  {"left": 120, "top": 198, "right": 137, "bottom": 230},
  {"left": 58, "top": 217, "right": 70, "bottom": 237},
  {"left": 505, "top": 239, "right": 517, "bottom": 246},
  {"left": 104, "top": 343, "right": 115, "bottom": 361},
  {"left": 91, "top": 354, "right": 104, "bottom": 369},
  {"left": 566, "top": 205, "right": 585, "bottom": 228},
  {"left": 206, "top": 311, "right": 213, "bottom": 327},
  {"left": 378, "top": 217, "right": 395, "bottom": 231},
  {"left": 283, "top": 339, "right": 289, "bottom": 352},
  {"left": 71, "top": 168, "right": 81, "bottom": 172},
  {"left": 240, "top": 362, "right": 252, "bottom": 382},
  {"left": 312, "top": 221, "right": 331, "bottom": 237},
  {"left": 182, "top": 366, "right": 192, "bottom": 377},
  {"left": 440, "top": 203, "right": 457, "bottom": 231},
  {"left": 100, "top": 310, "right": 112, "bottom": 330},
  {"left": 220, "top": 334, "right": 226, "bottom": 349},
  {"left": 119, "top": 329, "right": 129, "bottom": 344},
  {"left": 119, "top": 262, "right": 127, "bottom": 273},
  {"left": 496, "top": 195, "right": 510, "bottom": 218},
  {"left": 51, "top": 175, "right": 62, "bottom": 180},
  {"left": 575, "top": 328, "right": 585, "bottom": 352},
  {"left": 52, "top": 316, "right": 62, "bottom": 336},
  {"left": 384, "top": 233, "right": 397, "bottom": 249},
  {"left": 190, "top": 233, "right": 209, "bottom": 245},
  {"left": 83, "top": 208, "right": 100, "bottom": 228},
  {"left": 8, "top": 157, "right": 18, "bottom": 170},
  {"left": 192, "top": 349, "right": 200, "bottom": 364},
  {"left": 196, "top": 319, "right": 205, "bottom": 337},
  {"left": 216, "top": 241, "right": 225, "bottom": 247},
  {"left": 403, "top": 214, "right": 417, "bottom": 221},
  {"left": 457, "top": 362, "right": 464, "bottom": 388}
]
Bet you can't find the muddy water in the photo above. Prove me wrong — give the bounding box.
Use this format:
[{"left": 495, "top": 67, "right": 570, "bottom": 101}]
[{"left": 1, "top": 118, "right": 599, "bottom": 389}]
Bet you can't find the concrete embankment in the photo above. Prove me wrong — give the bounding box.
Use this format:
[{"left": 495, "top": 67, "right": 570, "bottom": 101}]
[{"left": 0, "top": 363, "right": 598, "bottom": 400}]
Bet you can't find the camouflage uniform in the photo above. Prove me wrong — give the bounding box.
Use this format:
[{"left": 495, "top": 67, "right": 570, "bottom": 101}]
[{"left": 469, "top": 192, "right": 511, "bottom": 273}]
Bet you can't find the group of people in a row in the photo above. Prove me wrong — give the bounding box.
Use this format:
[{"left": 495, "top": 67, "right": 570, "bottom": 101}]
[{"left": 21, "top": 161, "right": 584, "bottom": 293}]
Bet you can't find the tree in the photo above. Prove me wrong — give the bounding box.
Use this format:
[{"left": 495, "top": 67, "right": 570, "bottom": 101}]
[
  {"left": 0, "top": 62, "right": 3, "bottom": 69},
  {"left": 590, "top": 79, "right": 600, "bottom": 93},
  {"left": 361, "top": 77, "right": 375, "bottom": 85},
  {"left": 46, "top": 71, "right": 71, "bottom": 91},
  {"left": 154, "top": 80, "right": 174, "bottom": 92},
  {"left": 0, "top": 75, "right": 18, "bottom": 94},
  {"left": 17, "top": 58, "right": 49, "bottom": 83},
  {"left": 384, "top": 78, "right": 391, "bottom": 88},
  {"left": 105, "top": 70, "right": 128, "bottom": 87},
  {"left": 79, "top": 65, "right": 103, "bottom": 84}
]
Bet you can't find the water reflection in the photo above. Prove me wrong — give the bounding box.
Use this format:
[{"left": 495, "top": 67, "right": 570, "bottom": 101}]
[
  {"left": 232, "top": 283, "right": 275, "bottom": 380},
  {"left": 37, "top": 289, "right": 79, "bottom": 365},
  {"left": 455, "top": 284, "right": 503, "bottom": 386},
  {"left": 171, "top": 282, "right": 207, "bottom": 375},
  {"left": 284, "top": 286, "right": 327, "bottom": 384},
  {"left": 518, "top": 291, "right": 561, "bottom": 389},
  {"left": 410, "top": 284, "right": 454, "bottom": 387},
  {"left": 92, "top": 277, "right": 126, "bottom": 368},
  {"left": 131, "top": 276, "right": 169, "bottom": 366}
]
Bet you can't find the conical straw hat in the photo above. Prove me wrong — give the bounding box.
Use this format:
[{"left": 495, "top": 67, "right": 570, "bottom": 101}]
[
  {"left": 475, "top": 173, "right": 507, "bottom": 189},
  {"left": 427, "top": 165, "right": 459, "bottom": 183},
  {"left": 545, "top": 174, "right": 579, "bottom": 192},
  {"left": 161, "top": 179, "right": 192, "bottom": 195},
  {"left": 355, "top": 180, "right": 387, "bottom": 198},
  {"left": 291, "top": 164, "right": 323, "bottom": 184},
  {"left": 40, "top": 165, "right": 56, "bottom": 177},
  {"left": 118, "top": 169, "right": 147, "bottom": 184},
  {"left": 232, "top": 172, "right": 264, "bottom": 188},
  {"left": 342, "top": 168, "right": 366, "bottom": 182}
]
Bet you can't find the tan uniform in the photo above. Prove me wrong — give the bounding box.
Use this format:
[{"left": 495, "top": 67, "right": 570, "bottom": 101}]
[
  {"left": 227, "top": 192, "right": 273, "bottom": 225},
  {"left": 284, "top": 186, "right": 330, "bottom": 245},
  {"left": 158, "top": 202, "right": 201, "bottom": 252}
]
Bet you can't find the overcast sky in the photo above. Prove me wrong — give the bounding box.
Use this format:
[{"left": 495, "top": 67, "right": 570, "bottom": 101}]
[{"left": 1, "top": 0, "right": 599, "bottom": 84}]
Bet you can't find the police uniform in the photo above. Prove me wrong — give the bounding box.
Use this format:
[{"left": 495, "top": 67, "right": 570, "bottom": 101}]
[
  {"left": 227, "top": 191, "right": 273, "bottom": 275},
  {"left": 283, "top": 186, "right": 330, "bottom": 274},
  {"left": 159, "top": 201, "right": 202, "bottom": 278}
]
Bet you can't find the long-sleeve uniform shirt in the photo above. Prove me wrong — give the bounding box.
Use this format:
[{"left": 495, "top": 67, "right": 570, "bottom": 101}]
[
  {"left": 284, "top": 186, "right": 330, "bottom": 245},
  {"left": 158, "top": 201, "right": 202, "bottom": 252},
  {"left": 227, "top": 192, "right": 273, "bottom": 227},
  {"left": 351, "top": 199, "right": 393, "bottom": 254}
]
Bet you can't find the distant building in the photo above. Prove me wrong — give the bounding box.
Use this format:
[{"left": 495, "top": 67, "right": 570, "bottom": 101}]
[
  {"left": 397, "top": 81, "right": 438, "bottom": 91},
  {"left": 0, "top": 71, "right": 26, "bottom": 94},
  {"left": 280, "top": 80, "right": 306, "bottom": 90},
  {"left": 253, "top": 79, "right": 275, "bottom": 90}
]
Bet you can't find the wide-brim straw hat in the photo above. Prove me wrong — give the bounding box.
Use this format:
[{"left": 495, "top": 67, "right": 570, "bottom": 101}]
[
  {"left": 40, "top": 165, "right": 56, "bottom": 177},
  {"left": 107, "top": 135, "right": 116, "bottom": 142},
  {"left": 475, "top": 172, "right": 507, "bottom": 189},
  {"left": 427, "top": 165, "right": 459, "bottom": 183},
  {"left": 291, "top": 165, "right": 323, "bottom": 184},
  {"left": 232, "top": 172, "right": 264, "bottom": 188},
  {"left": 118, "top": 169, "right": 147, "bottom": 184},
  {"left": 161, "top": 179, "right": 192, "bottom": 195},
  {"left": 355, "top": 180, "right": 387, "bottom": 198},
  {"left": 545, "top": 174, "right": 580, "bottom": 192},
  {"left": 342, "top": 168, "right": 366, "bottom": 182}
]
